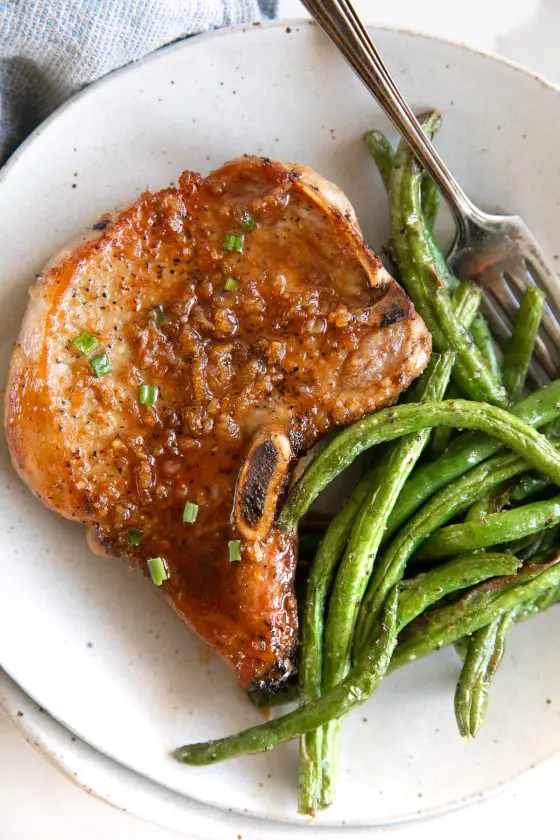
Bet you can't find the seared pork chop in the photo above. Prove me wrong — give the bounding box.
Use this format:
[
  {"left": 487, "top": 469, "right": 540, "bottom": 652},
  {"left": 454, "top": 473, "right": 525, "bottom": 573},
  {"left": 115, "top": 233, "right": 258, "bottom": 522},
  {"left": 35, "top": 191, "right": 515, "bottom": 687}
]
[{"left": 5, "top": 156, "right": 430, "bottom": 691}]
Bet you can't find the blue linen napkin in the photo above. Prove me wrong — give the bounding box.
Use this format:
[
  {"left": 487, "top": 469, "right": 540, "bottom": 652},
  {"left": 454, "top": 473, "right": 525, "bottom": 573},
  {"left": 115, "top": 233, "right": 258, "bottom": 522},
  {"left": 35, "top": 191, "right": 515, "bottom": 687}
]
[{"left": 0, "top": 0, "right": 278, "bottom": 164}]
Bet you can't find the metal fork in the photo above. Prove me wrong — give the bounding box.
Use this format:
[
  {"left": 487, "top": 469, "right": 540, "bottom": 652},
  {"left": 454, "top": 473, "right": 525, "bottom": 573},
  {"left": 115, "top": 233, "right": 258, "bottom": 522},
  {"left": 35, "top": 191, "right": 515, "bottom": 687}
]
[{"left": 302, "top": 0, "right": 560, "bottom": 387}]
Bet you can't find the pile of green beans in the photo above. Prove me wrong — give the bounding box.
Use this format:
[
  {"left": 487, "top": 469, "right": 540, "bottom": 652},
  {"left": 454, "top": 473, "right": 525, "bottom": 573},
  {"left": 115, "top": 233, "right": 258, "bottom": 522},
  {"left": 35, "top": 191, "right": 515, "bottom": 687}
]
[
  {"left": 314, "top": 352, "right": 459, "bottom": 809},
  {"left": 174, "top": 113, "right": 560, "bottom": 814},
  {"left": 175, "top": 554, "right": 560, "bottom": 765}
]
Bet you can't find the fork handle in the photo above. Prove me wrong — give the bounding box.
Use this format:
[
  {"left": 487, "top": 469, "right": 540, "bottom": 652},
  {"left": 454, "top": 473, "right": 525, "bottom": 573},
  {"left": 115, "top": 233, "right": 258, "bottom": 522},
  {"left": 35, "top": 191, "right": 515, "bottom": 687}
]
[{"left": 301, "top": 0, "right": 484, "bottom": 238}]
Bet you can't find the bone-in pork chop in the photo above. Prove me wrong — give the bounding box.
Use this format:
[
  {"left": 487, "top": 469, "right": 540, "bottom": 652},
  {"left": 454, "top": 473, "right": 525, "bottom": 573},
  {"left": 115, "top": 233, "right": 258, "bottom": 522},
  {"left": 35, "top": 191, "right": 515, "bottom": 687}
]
[{"left": 5, "top": 156, "right": 431, "bottom": 691}]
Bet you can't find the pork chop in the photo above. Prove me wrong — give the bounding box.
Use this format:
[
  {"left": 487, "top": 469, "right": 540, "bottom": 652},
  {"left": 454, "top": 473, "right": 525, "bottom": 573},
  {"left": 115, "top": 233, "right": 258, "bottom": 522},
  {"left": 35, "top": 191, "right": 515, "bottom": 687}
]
[{"left": 5, "top": 156, "right": 431, "bottom": 691}]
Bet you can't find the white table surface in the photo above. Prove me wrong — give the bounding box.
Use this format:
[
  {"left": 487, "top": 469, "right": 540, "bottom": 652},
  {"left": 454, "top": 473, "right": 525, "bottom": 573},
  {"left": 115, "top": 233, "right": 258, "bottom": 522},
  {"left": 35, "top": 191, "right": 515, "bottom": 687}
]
[{"left": 2, "top": 1, "right": 560, "bottom": 838}]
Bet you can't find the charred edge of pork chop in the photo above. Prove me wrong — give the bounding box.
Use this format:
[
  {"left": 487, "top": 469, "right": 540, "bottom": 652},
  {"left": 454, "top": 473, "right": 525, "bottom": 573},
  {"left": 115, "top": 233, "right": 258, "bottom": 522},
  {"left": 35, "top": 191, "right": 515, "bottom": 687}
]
[
  {"left": 4, "top": 155, "right": 431, "bottom": 691},
  {"left": 249, "top": 648, "right": 299, "bottom": 696}
]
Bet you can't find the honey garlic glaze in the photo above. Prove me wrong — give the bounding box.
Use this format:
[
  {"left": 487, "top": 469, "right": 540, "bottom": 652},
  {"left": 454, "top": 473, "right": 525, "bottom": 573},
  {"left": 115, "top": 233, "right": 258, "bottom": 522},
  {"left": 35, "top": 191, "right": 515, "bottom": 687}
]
[{"left": 5, "top": 156, "right": 430, "bottom": 689}]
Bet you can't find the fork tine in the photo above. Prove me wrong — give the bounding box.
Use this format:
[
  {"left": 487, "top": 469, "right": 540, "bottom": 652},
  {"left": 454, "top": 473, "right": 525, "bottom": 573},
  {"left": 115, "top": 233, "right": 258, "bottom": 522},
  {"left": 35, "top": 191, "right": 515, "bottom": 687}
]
[
  {"left": 477, "top": 268, "right": 514, "bottom": 340},
  {"left": 536, "top": 303, "right": 560, "bottom": 367},
  {"left": 489, "top": 274, "right": 522, "bottom": 319},
  {"left": 525, "top": 249, "right": 560, "bottom": 319},
  {"left": 479, "top": 297, "right": 510, "bottom": 349},
  {"left": 479, "top": 295, "right": 555, "bottom": 380},
  {"left": 532, "top": 335, "right": 559, "bottom": 379},
  {"left": 526, "top": 357, "right": 550, "bottom": 391},
  {"left": 476, "top": 267, "right": 517, "bottom": 331}
]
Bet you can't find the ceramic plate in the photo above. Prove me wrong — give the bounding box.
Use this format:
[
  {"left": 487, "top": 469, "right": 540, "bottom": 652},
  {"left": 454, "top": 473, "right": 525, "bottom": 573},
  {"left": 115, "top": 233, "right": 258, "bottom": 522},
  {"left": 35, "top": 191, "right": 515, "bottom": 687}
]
[{"left": 2, "top": 20, "right": 560, "bottom": 830}]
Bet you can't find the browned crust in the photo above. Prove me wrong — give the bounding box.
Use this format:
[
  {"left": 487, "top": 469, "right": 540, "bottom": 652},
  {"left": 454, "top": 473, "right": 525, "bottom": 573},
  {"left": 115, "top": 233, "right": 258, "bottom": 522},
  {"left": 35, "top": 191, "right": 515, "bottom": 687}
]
[{"left": 4, "top": 156, "right": 430, "bottom": 688}]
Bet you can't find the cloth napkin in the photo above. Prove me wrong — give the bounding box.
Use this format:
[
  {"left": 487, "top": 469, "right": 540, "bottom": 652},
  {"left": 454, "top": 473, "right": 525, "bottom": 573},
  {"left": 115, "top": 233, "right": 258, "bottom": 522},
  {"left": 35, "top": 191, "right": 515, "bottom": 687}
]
[{"left": 0, "top": 0, "right": 278, "bottom": 164}]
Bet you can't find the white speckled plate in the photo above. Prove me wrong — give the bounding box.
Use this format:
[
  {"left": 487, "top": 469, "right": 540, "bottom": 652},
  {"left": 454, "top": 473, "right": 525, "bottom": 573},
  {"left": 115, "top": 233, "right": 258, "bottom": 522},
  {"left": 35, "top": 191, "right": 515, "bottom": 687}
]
[{"left": 1, "top": 20, "right": 560, "bottom": 832}]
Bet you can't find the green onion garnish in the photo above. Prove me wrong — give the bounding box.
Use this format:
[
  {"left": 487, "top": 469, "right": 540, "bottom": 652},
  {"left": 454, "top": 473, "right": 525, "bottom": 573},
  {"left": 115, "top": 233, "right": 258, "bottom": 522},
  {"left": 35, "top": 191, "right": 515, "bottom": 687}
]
[
  {"left": 223, "top": 232, "right": 244, "bottom": 253},
  {"left": 90, "top": 353, "right": 112, "bottom": 377},
  {"left": 139, "top": 384, "right": 158, "bottom": 406},
  {"left": 228, "top": 539, "right": 242, "bottom": 563},
  {"left": 73, "top": 331, "right": 99, "bottom": 356},
  {"left": 238, "top": 211, "right": 257, "bottom": 232},
  {"left": 148, "top": 556, "right": 170, "bottom": 586},
  {"left": 150, "top": 305, "right": 165, "bottom": 326},
  {"left": 223, "top": 276, "right": 239, "bottom": 292},
  {"left": 128, "top": 528, "right": 143, "bottom": 547},
  {"left": 182, "top": 501, "right": 199, "bottom": 524}
]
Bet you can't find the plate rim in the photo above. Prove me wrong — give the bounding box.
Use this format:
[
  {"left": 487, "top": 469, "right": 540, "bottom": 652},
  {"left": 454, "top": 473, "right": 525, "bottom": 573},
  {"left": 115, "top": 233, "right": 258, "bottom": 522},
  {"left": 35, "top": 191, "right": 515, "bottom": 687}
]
[
  {"left": 2, "top": 16, "right": 560, "bottom": 832},
  {"left": 3, "top": 16, "right": 560, "bottom": 187},
  {"left": 5, "top": 665, "right": 557, "bottom": 838}
]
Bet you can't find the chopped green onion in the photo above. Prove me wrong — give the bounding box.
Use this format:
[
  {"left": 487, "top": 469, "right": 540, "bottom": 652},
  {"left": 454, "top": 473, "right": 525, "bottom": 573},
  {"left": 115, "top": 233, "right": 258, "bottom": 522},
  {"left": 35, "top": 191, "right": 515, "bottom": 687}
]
[
  {"left": 73, "top": 331, "right": 99, "bottom": 356},
  {"left": 148, "top": 556, "right": 170, "bottom": 586},
  {"left": 224, "top": 276, "right": 239, "bottom": 292},
  {"left": 150, "top": 305, "right": 165, "bottom": 326},
  {"left": 238, "top": 210, "right": 257, "bottom": 232},
  {"left": 223, "top": 232, "right": 245, "bottom": 253},
  {"left": 89, "top": 353, "right": 112, "bottom": 377},
  {"left": 139, "top": 384, "right": 159, "bottom": 406},
  {"left": 182, "top": 501, "right": 199, "bottom": 524},
  {"left": 228, "top": 539, "right": 242, "bottom": 563},
  {"left": 128, "top": 528, "right": 143, "bottom": 547}
]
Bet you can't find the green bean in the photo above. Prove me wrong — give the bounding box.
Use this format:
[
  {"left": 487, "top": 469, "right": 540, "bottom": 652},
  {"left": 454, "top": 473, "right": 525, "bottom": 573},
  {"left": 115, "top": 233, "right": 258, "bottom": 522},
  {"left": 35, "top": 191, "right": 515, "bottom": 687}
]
[
  {"left": 316, "top": 284, "right": 479, "bottom": 804},
  {"left": 279, "top": 398, "right": 560, "bottom": 533},
  {"left": 365, "top": 113, "right": 498, "bottom": 393},
  {"left": 532, "top": 580, "right": 560, "bottom": 611},
  {"left": 416, "top": 120, "right": 481, "bottom": 458},
  {"left": 387, "top": 116, "right": 446, "bottom": 348},
  {"left": 465, "top": 492, "right": 493, "bottom": 523},
  {"left": 364, "top": 130, "right": 394, "bottom": 192},
  {"left": 544, "top": 416, "right": 560, "bottom": 440},
  {"left": 509, "top": 532, "right": 547, "bottom": 562},
  {"left": 470, "top": 314, "right": 503, "bottom": 383},
  {"left": 429, "top": 391, "right": 456, "bottom": 457},
  {"left": 456, "top": 460, "right": 552, "bottom": 736},
  {"left": 398, "top": 553, "right": 520, "bottom": 629},
  {"left": 451, "top": 281, "right": 482, "bottom": 324},
  {"left": 507, "top": 523, "right": 560, "bottom": 562},
  {"left": 416, "top": 495, "right": 560, "bottom": 560},
  {"left": 421, "top": 174, "right": 440, "bottom": 231},
  {"left": 503, "top": 287, "right": 545, "bottom": 401},
  {"left": 297, "top": 469, "right": 375, "bottom": 814},
  {"left": 390, "top": 554, "right": 560, "bottom": 672},
  {"left": 317, "top": 294, "right": 476, "bottom": 803},
  {"left": 465, "top": 481, "right": 511, "bottom": 523},
  {"left": 364, "top": 121, "right": 442, "bottom": 240},
  {"left": 515, "top": 580, "right": 560, "bottom": 622},
  {"left": 318, "top": 354, "right": 454, "bottom": 807},
  {"left": 390, "top": 112, "right": 507, "bottom": 406},
  {"left": 174, "top": 589, "right": 399, "bottom": 766},
  {"left": 474, "top": 607, "right": 519, "bottom": 731},
  {"left": 353, "top": 450, "right": 530, "bottom": 657},
  {"left": 455, "top": 619, "right": 500, "bottom": 738},
  {"left": 365, "top": 120, "right": 441, "bottom": 228},
  {"left": 384, "top": 379, "right": 560, "bottom": 542},
  {"left": 535, "top": 523, "right": 559, "bottom": 553},
  {"left": 510, "top": 472, "right": 553, "bottom": 502},
  {"left": 430, "top": 283, "right": 481, "bottom": 458},
  {"left": 454, "top": 605, "right": 520, "bottom": 738},
  {"left": 174, "top": 557, "right": 560, "bottom": 767},
  {"left": 322, "top": 360, "right": 452, "bottom": 683},
  {"left": 458, "top": 485, "right": 512, "bottom": 668},
  {"left": 405, "top": 113, "right": 457, "bottom": 298},
  {"left": 453, "top": 636, "right": 470, "bottom": 662},
  {"left": 418, "top": 114, "right": 457, "bottom": 294}
]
